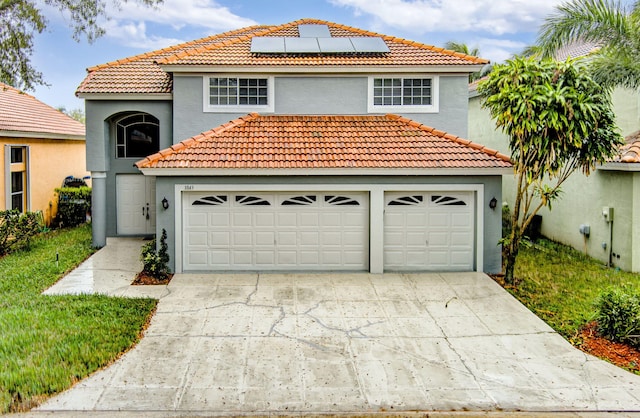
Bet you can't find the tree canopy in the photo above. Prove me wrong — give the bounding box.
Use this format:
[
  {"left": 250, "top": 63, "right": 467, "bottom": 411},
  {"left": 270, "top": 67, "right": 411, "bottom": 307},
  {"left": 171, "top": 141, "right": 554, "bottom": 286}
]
[
  {"left": 536, "top": 0, "right": 640, "bottom": 89},
  {"left": 478, "top": 57, "right": 624, "bottom": 282},
  {"left": 0, "top": 0, "right": 162, "bottom": 90}
]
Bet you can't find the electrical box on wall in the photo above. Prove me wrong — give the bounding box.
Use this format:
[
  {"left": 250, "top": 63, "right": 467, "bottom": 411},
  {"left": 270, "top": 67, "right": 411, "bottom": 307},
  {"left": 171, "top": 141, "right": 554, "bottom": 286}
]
[
  {"left": 602, "top": 207, "right": 614, "bottom": 222},
  {"left": 579, "top": 224, "right": 590, "bottom": 237}
]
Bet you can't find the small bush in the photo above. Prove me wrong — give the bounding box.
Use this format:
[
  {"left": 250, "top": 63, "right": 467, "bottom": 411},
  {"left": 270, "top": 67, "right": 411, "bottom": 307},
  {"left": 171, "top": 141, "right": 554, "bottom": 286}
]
[
  {"left": 55, "top": 187, "right": 91, "bottom": 227},
  {"left": 595, "top": 287, "right": 640, "bottom": 348},
  {"left": 0, "top": 210, "right": 42, "bottom": 255},
  {"left": 141, "top": 229, "right": 170, "bottom": 279}
]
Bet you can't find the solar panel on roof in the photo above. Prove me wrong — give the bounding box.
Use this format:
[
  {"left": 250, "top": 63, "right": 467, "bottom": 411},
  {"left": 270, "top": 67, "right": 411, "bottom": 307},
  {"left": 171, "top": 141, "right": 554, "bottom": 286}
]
[
  {"left": 318, "top": 37, "right": 355, "bottom": 53},
  {"left": 284, "top": 37, "right": 321, "bottom": 53},
  {"left": 351, "top": 37, "right": 390, "bottom": 53},
  {"left": 250, "top": 37, "right": 285, "bottom": 53},
  {"left": 298, "top": 24, "right": 331, "bottom": 38}
]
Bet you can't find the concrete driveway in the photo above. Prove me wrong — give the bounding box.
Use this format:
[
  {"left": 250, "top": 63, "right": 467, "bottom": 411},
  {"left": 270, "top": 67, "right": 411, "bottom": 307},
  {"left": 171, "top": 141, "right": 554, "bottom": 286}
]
[{"left": 38, "top": 239, "right": 640, "bottom": 414}]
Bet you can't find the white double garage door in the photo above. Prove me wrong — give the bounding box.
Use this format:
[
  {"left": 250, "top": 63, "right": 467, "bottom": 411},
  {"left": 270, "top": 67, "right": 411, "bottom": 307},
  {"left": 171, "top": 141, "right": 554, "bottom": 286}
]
[{"left": 182, "top": 191, "right": 475, "bottom": 272}]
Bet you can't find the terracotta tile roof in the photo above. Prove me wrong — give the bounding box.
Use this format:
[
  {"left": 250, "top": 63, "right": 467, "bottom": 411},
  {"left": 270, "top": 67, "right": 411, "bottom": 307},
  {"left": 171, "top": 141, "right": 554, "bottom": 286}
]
[
  {"left": 0, "top": 83, "right": 85, "bottom": 138},
  {"left": 158, "top": 18, "right": 489, "bottom": 67},
  {"left": 78, "top": 19, "right": 488, "bottom": 95},
  {"left": 76, "top": 25, "right": 271, "bottom": 95},
  {"left": 136, "top": 113, "right": 511, "bottom": 170},
  {"left": 613, "top": 130, "right": 640, "bottom": 163}
]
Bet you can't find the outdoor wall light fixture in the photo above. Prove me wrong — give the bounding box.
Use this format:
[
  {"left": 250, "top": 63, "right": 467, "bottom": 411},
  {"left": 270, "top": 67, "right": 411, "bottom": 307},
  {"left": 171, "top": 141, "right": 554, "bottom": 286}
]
[
  {"left": 162, "top": 197, "right": 169, "bottom": 210},
  {"left": 489, "top": 197, "right": 498, "bottom": 210}
]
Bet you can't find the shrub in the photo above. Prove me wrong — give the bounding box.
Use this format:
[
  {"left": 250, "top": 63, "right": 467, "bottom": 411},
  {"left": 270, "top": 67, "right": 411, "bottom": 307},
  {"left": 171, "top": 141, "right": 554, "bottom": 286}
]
[
  {"left": 595, "top": 287, "right": 640, "bottom": 348},
  {"left": 0, "top": 210, "right": 42, "bottom": 255},
  {"left": 141, "top": 229, "right": 170, "bottom": 279},
  {"left": 55, "top": 187, "right": 91, "bottom": 227}
]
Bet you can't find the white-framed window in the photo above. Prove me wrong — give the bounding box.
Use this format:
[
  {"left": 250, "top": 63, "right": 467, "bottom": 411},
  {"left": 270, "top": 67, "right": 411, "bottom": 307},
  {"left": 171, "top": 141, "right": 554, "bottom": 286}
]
[
  {"left": 4, "top": 145, "right": 29, "bottom": 212},
  {"left": 114, "top": 112, "right": 160, "bottom": 159},
  {"left": 368, "top": 76, "right": 439, "bottom": 113},
  {"left": 203, "top": 76, "right": 274, "bottom": 112}
]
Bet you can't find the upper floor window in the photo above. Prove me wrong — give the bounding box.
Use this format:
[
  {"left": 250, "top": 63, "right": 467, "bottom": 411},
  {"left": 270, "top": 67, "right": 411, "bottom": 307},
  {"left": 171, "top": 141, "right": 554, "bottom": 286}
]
[
  {"left": 368, "top": 76, "right": 438, "bottom": 113},
  {"left": 204, "top": 76, "right": 274, "bottom": 112},
  {"left": 115, "top": 113, "right": 160, "bottom": 158}
]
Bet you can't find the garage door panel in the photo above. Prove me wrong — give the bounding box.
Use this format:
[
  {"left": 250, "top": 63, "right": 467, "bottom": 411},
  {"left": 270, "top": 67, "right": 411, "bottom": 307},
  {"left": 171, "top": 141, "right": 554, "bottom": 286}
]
[
  {"left": 188, "top": 251, "right": 209, "bottom": 266},
  {"left": 187, "top": 231, "right": 208, "bottom": 246},
  {"left": 187, "top": 213, "right": 207, "bottom": 227},
  {"left": 210, "top": 213, "right": 230, "bottom": 227},
  {"left": 233, "top": 251, "right": 253, "bottom": 265},
  {"left": 300, "top": 213, "right": 319, "bottom": 226},
  {"left": 300, "top": 251, "right": 320, "bottom": 265},
  {"left": 406, "top": 231, "right": 426, "bottom": 246},
  {"left": 277, "top": 252, "right": 296, "bottom": 265},
  {"left": 255, "top": 232, "right": 275, "bottom": 245},
  {"left": 451, "top": 213, "right": 471, "bottom": 227},
  {"left": 183, "top": 192, "right": 368, "bottom": 271},
  {"left": 233, "top": 231, "right": 253, "bottom": 246},
  {"left": 255, "top": 251, "right": 276, "bottom": 265},
  {"left": 232, "top": 213, "right": 252, "bottom": 226},
  {"left": 300, "top": 231, "right": 320, "bottom": 246},
  {"left": 277, "top": 213, "right": 297, "bottom": 226},
  {"left": 451, "top": 232, "right": 472, "bottom": 245},
  {"left": 255, "top": 212, "right": 275, "bottom": 226},
  {"left": 406, "top": 213, "right": 426, "bottom": 227},
  {"left": 277, "top": 231, "right": 296, "bottom": 245}
]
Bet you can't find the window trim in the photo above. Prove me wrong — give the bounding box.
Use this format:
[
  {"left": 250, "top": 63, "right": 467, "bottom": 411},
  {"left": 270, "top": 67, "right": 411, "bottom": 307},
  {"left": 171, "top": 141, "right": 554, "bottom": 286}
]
[
  {"left": 203, "top": 75, "right": 275, "bottom": 113},
  {"left": 114, "top": 112, "right": 160, "bottom": 159},
  {"left": 367, "top": 75, "right": 439, "bottom": 113},
  {"left": 4, "top": 145, "right": 30, "bottom": 212}
]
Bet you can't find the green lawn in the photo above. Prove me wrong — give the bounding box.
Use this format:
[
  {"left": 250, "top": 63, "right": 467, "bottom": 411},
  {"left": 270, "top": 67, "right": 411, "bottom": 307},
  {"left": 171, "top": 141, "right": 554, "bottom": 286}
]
[
  {"left": 510, "top": 238, "right": 640, "bottom": 341},
  {"left": 0, "top": 224, "right": 157, "bottom": 413}
]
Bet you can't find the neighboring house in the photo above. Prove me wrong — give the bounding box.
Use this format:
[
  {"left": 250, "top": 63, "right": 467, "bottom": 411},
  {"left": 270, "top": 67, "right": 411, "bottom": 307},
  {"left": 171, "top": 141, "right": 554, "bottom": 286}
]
[
  {"left": 0, "top": 82, "right": 87, "bottom": 226},
  {"left": 469, "top": 78, "right": 640, "bottom": 273},
  {"left": 77, "top": 18, "right": 512, "bottom": 274}
]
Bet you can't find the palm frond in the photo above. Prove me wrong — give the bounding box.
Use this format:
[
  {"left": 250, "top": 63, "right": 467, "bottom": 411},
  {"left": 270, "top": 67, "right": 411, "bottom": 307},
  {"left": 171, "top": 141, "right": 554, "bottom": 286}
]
[{"left": 537, "top": 0, "right": 631, "bottom": 58}]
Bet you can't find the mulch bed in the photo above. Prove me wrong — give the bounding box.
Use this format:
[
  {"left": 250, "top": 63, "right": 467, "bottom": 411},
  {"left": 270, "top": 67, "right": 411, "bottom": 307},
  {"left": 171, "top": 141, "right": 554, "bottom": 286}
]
[
  {"left": 578, "top": 321, "right": 640, "bottom": 373},
  {"left": 131, "top": 271, "right": 173, "bottom": 286}
]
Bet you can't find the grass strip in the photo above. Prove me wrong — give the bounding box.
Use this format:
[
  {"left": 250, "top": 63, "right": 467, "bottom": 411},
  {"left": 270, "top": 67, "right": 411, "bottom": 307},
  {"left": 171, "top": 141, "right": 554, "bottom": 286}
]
[
  {"left": 0, "top": 224, "right": 157, "bottom": 412},
  {"left": 512, "top": 239, "right": 640, "bottom": 340}
]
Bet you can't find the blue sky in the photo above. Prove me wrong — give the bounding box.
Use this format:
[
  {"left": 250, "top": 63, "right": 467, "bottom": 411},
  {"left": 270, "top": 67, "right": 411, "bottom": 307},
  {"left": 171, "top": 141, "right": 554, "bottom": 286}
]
[{"left": 30, "top": 0, "right": 587, "bottom": 111}]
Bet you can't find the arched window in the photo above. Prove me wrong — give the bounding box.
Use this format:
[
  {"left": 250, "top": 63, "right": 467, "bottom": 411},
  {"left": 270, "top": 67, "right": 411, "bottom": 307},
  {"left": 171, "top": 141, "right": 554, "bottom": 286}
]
[{"left": 115, "top": 113, "right": 160, "bottom": 158}]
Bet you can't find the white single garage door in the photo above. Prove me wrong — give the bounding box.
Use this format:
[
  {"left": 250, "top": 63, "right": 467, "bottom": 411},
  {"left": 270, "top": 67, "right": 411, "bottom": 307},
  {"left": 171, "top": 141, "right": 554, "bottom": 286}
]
[
  {"left": 183, "top": 192, "right": 369, "bottom": 271},
  {"left": 384, "top": 192, "right": 475, "bottom": 271}
]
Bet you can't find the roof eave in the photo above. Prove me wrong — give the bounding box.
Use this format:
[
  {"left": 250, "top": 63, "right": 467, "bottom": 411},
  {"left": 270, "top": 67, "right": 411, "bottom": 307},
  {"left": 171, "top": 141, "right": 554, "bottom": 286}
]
[
  {"left": 598, "top": 162, "right": 640, "bottom": 172},
  {"left": 76, "top": 93, "right": 173, "bottom": 101},
  {"left": 138, "top": 167, "right": 513, "bottom": 176},
  {"left": 159, "top": 64, "right": 486, "bottom": 74},
  {"left": 0, "top": 130, "right": 85, "bottom": 141}
]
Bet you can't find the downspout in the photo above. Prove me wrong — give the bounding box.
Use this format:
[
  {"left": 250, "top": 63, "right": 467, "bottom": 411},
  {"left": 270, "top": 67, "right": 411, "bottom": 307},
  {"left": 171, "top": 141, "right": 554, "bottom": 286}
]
[{"left": 608, "top": 217, "right": 614, "bottom": 268}]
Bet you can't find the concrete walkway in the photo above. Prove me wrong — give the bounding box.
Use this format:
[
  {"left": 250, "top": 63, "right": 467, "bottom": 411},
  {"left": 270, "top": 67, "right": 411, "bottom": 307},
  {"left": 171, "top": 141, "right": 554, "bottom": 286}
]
[{"left": 37, "top": 238, "right": 640, "bottom": 414}]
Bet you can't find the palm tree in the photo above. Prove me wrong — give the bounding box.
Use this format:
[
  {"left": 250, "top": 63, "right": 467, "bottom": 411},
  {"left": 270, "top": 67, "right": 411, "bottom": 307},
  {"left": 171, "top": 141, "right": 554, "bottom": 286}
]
[
  {"left": 536, "top": 0, "right": 640, "bottom": 89},
  {"left": 444, "top": 41, "right": 490, "bottom": 81}
]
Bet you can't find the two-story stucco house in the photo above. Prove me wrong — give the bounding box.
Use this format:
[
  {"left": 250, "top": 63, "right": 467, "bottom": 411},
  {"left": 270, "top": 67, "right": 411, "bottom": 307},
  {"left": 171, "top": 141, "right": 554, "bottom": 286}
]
[{"left": 77, "top": 18, "right": 511, "bottom": 274}]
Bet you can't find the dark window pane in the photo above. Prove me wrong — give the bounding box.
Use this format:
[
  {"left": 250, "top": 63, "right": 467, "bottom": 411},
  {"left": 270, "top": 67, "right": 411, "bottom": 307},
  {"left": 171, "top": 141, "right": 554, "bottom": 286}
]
[
  {"left": 10, "top": 148, "right": 23, "bottom": 163},
  {"left": 12, "top": 194, "right": 23, "bottom": 212}
]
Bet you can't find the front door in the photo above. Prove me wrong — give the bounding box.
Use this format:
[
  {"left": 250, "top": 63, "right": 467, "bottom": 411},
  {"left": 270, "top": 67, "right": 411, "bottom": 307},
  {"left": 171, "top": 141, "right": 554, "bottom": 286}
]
[{"left": 116, "top": 175, "right": 156, "bottom": 235}]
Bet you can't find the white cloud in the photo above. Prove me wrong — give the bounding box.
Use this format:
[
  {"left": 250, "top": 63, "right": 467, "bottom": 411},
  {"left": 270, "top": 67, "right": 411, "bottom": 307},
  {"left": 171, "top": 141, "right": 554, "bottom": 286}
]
[
  {"left": 102, "top": 0, "right": 257, "bottom": 49},
  {"left": 103, "top": 20, "right": 185, "bottom": 50},
  {"left": 330, "top": 0, "right": 563, "bottom": 35},
  {"left": 111, "top": 0, "right": 257, "bottom": 30}
]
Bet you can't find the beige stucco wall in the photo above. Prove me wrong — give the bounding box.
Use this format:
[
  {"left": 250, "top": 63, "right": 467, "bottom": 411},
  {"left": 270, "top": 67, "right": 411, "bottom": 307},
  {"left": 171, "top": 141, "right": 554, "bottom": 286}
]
[
  {"left": 0, "top": 137, "right": 88, "bottom": 225},
  {"left": 469, "top": 89, "right": 640, "bottom": 272}
]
